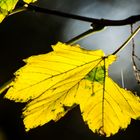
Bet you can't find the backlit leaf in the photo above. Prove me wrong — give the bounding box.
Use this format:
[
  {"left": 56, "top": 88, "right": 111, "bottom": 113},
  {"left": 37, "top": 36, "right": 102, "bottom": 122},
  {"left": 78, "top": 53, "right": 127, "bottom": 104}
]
[
  {"left": 0, "top": 0, "right": 37, "bottom": 23},
  {"left": 23, "top": 0, "right": 37, "bottom": 4},
  {"left": 0, "top": 0, "right": 18, "bottom": 11},
  {"left": 0, "top": 0, "right": 18, "bottom": 22},
  {"left": 5, "top": 42, "right": 107, "bottom": 130},
  {"left": 76, "top": 78, "right": 140, "bottom": 137},
  {"left": 5, "top": 42, "right": 106, "bottom": 102},
  {"left": 3, "top": 42, "right": 140, "bottom": 136},
  {"left": 75, "top": 55, "right": 140, "bottom": 136}
]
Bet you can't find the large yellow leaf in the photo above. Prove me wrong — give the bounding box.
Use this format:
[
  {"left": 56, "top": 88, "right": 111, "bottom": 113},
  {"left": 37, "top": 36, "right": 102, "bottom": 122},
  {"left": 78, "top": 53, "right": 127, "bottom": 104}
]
[
  {"left": 5, "top": 42, "right": 106, "bottom": 102},
  {"left": 3, "top": 42, "right": 140, "bottom": 136},
  {"left": 74, "top": 55, "right": 140, "bottom": 136},
  {"left": 76, "top": 78, "right": 140, "bottom": 137},
  {"left": 5, "top": 42, "right": 107, "bottom": 130}
]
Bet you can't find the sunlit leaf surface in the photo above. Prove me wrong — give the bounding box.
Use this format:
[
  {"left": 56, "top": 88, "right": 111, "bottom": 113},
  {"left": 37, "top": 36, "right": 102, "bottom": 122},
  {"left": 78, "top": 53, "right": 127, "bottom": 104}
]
[
  {"left": 23, "top": 0, "right": 37, "bottom": 4},
  {"left": 76, "top": 78, "right": 140, "bottom": 137},
  {"left": 0, "top": 0, "right": 18, "bottom": 22},
  {"left": 0, "top": 0, "right": 37, "bottom": 23},
  {"left": 4, "top": 42, "right": 140, "bottom": 136}
]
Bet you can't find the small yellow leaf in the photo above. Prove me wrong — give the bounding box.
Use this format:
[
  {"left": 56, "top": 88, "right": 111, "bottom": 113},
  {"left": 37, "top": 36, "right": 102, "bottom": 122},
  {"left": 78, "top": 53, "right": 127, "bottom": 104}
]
[
  {"left": 0, "top": 0, "right": 18, "bottom": 23},
  {"left": 0, "top": 0, "right": 18, "bottom": 11},
  {"left": 0, "top": 0, "right": 37, "bottom": 23},
  {"left": 0, "top": 12, "right": 6, "bottom": 23},
  {"left": 23, "top": 0, "right": 37, "bottom": 4}
]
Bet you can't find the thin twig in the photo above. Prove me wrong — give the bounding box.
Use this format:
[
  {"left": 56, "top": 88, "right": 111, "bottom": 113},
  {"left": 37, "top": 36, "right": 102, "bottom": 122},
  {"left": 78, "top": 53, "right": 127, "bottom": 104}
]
[
  {"left": 66, "top": 25, "right": 105, "bottom": 45},
  {"left": 131, "top": 24, "right": 140, "bottom": 84},
  {"left": 112, "top": 25, "right": 140, "bottom": 55},
  {"left": 8, "top": 6, "right": 28, "bottom": 16}
]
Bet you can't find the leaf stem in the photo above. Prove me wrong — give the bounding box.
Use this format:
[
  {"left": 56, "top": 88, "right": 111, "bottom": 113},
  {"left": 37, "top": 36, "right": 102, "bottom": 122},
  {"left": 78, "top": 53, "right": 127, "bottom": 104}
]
[
  {"left": 112, "top": 25, "right": 140, "bottom": 55},
  {"left": 8, "top": 6, "right": 28, "bottom": 16},
  {"left": 67, "top": 25, "right": 105, "bottom": 45}
]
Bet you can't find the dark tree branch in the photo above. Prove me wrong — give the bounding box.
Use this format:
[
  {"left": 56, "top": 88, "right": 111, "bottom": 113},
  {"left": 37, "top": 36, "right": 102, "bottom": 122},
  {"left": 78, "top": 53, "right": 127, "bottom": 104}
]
[{"left": 25, "top": 3, "right": 140, "bottom": 26}]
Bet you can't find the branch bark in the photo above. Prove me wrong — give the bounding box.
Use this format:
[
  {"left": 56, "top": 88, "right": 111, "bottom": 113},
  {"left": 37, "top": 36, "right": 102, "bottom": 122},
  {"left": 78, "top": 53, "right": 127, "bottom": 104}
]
[{"left": 24, "top": 3, "right": 140, "bottom": 26}]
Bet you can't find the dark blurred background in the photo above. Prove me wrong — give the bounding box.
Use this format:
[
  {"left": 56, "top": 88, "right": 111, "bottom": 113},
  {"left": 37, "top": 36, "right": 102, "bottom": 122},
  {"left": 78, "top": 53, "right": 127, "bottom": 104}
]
[{"left": 0, "top": 0, "right": 140, "bottom": 140}]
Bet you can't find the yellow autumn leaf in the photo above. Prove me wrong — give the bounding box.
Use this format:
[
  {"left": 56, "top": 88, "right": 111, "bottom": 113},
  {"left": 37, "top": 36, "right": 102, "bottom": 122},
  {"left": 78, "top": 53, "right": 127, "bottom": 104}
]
[
  {"left": 0, "top": 0, "right": 37, "bottom": 23},
  {"left": 74, "top": 54, "right": 140, "bottom": 136},
  {"left": 5, "top": 42, "right": 105, "bottom": 102},
  {"left": 4, "top": 42, "right": 106, "bottom": 130},
  {"left": 76, "top": 78, "right": 140, "bottom": 137},
  {"left": 0, "top": 0, "right": 18, "bottom": 11},
  {"left": 0, "top": 11, "right": 6, "bottom": 22},
  {"left": 2, "top": 42, "right": 140, "bottom": 136},
  {"left": 23, "top": 0, "right": 37, "bottom": 4},
  {"left": 0, "top": 0, "right": 18, "bottom": 22}
]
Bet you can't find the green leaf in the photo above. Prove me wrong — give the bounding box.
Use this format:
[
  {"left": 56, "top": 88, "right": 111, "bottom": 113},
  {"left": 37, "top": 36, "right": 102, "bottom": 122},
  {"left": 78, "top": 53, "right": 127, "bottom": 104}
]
[
  {"left": 0, "top": 0, "right": 18, "bottom": 11},
  {"left": 0, "top": 0, "right": 18, "bottom": 22},
  {"left": 0, "top": 0, "right": 37, "bottom": 23}
]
